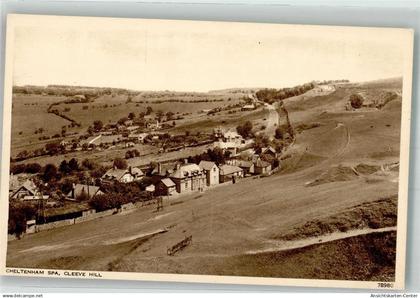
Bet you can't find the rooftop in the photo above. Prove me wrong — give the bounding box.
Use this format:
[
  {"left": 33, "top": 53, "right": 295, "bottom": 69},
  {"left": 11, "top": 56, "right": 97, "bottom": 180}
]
[
  {"left": 219, "top": 164, "right": 243, "bottom": 176},
  {"left": 199, "top": 160, "right": 217, "bottom": 171},
  {"left": 160, "top": 178, "right": 176, "bottom": 188},
  {"left": 170, "top": 164, "right": 203, "bottom": 179}
]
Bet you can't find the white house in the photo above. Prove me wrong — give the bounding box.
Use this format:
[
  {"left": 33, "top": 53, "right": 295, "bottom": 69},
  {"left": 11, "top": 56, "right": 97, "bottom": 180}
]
[
  {"left": 102, "top": 168, "right": 134, "bottom": 184},
  {"left": 199, "top": 161, "right": 220, "bottom": 186}
]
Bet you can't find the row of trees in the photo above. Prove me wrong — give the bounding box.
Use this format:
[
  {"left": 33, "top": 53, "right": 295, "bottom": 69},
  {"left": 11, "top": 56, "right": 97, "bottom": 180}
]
[{"left": 255, "top": 82, "right": 315, "bottom": 104}]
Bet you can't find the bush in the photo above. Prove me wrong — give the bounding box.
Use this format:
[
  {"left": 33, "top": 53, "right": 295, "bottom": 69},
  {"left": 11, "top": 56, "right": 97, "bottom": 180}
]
[{"left": 350, "top": 94, "right": 364, "bottom": 109}]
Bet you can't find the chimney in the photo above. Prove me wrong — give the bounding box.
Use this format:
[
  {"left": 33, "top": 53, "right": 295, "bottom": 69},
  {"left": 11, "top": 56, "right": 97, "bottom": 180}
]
[
  {"left": 129, "top": 166, "right": 132, "bottom": 174},
  {"left": 157, "top": 162, "right": 162, "bottom": 174},
  {"left": 184, "top": 158, "right": 188, "bottom": 164},
  {"left": 176, "top": 163, "right": 181, "bottom": 170},
  {"left": 72, "top": 183, "right": 75, "bottom": 199}
]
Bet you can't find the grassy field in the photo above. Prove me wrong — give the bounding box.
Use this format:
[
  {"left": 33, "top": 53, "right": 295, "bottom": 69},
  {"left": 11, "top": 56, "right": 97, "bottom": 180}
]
[
  {"left": 11, "top": 94, "right": 71, "bottom": 153},
  {"left": 7, "top": 78, "right": 403, "bottom": 281},
  {"left": 10, "top": 91, "right": 245, "bottom": 156}
]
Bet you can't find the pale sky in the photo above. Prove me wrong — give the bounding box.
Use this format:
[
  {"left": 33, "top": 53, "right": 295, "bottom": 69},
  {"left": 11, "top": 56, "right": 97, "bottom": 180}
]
[{"left": 10, "top": 15, "right": 412, "bottom": 92}]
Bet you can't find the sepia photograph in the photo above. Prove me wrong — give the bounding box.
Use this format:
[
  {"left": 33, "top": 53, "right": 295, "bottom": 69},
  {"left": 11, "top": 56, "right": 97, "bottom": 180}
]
[{"left": 0, "top": 14, "right": 414, "bottom": 289}]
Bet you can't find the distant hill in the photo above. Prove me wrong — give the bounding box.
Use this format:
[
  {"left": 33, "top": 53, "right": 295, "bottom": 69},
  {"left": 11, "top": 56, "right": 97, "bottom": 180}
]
[{"left": 355, "top": 77, "right": 402, "bottom": 89}]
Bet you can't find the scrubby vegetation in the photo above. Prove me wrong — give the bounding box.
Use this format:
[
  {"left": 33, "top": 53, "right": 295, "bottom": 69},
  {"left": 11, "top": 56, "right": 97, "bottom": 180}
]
[{"left": 256, "top": 82, "right": 315, "bottom": 104}]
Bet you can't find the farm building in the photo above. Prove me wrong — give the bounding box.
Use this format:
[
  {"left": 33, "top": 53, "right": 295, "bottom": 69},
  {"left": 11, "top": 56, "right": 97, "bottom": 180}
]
[
  {"left": 155, "top": 178, "right": 177, "bottom": 196},
  {"left": 66, "top": 184, "right": 103, "bottom": 200},
  {"left": 254, "top": 159, "right": 272, "bottom": 175},
  {"left": 169, "top": 163, "right": 206, "bottom": 194},
  {"left": 219, "top": 165, "right": 244, "bottom": 183},
  {"left": 199, "top": 161, "right": 220, "bottom": 186}
]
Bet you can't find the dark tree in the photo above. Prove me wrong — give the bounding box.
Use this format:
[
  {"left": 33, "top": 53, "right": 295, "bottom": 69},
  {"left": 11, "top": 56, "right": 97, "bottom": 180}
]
[
  {"left": 68, "top": 158, "right": 79, "bottom": 172},
  {"left": 113, "top": 158, "right": 127, "bottom": 169},
  {"left": 59, "top": 160, "right": 71, "bottom": 175},
  {"left": 43, "top": 164, "right": 58, "bottom": 182},
  {"left": 13, "top": 163, "right": 41, "bottom": 174},
  {"left": 8, "top": 202, "right": 37, "bottom": 238},
  {"left": 45, "top": 142, "right": 62, "bottom": 155},
  {"left": 166, "top": 111, "right": 174, "bottom": 120},
  {"left": 350, "top": 94, "right": 364, "bottom": 109},
  {"left": 236, "top": 121, "right": 253, "bottom": 139},
  {"left": 128, "top": 112, "right": 136, "bottom": 120},
  {"left": 82, "top": 158, "right": 96, "bottom": 170},
  {"left": 146, "top": 106, "right": 153, "bottom": 115},
  {"left": 93, "top": 120, "right": 103, "bottom": 132},
  {"left": 275, "top": 127, "right": 284, "bottom": 140}
]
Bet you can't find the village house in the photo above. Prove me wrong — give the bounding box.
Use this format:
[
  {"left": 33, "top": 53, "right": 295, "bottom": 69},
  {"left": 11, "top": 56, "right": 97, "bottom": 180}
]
[
  {"left": 124, "top": 120, "right": 134, "bottom": 126},
  {"left": 102, "top": 167, "right": 143, "bottom": 184},
  {"left": 241, "top": 104, "right": 256, "bottom": 111},
  {"left": 227, "top": 159, "right": 255, "bottom": 176},
  {"left": 213, "top": 129, "right": 246, "bottom": 156},
  {"left": 128, "top": 133, "right": 148, "bottom": 143},
  {"left": 145, "top": 184, "right": 155, "bottom": 193},
  {"left": 10, "top": 180, "right": 49, "bottom": 201},
  {"left": 223, "top": 130, "right": 243, "bottom": 144},
  {"left": 169, "top": 163, "right": 206, "bottom": 194},
  {"left": 125, "top": 141, "right": 135, "bottom": 148},
  {"left": 66, "top": 184, "right": 103, "bottom": 200},
  {"left": 102, "top": 129, "right": 115, "bottom": 136},
  {"left": 147, "top": 120, "right": 161, "bottom": 130},
  {"left": 60, "top": 140, "right": 70, "bottom": 147},
  {"left": 198, "top": 161, "right": 220, "bottom": 186},
  {"left": 261, "top": 146, "right": 277, "bottom": 158},
  {"left": 219, "top": 164, "right": 244, "bottom": 183},
  {"left": 131, "top": 167, "right": 145, "bottom": 180},
  {"left": 155, "top": 178, "right": 177, "bottom": 196},
  {"left": 213, "top": 141, "right": 240, "bottom": 156},
  {"left": 126, "top": 125, "right": 140, "bottom": 132},
  {"left": 254, "top": 159, "right": 272, "bottom": 175}
]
